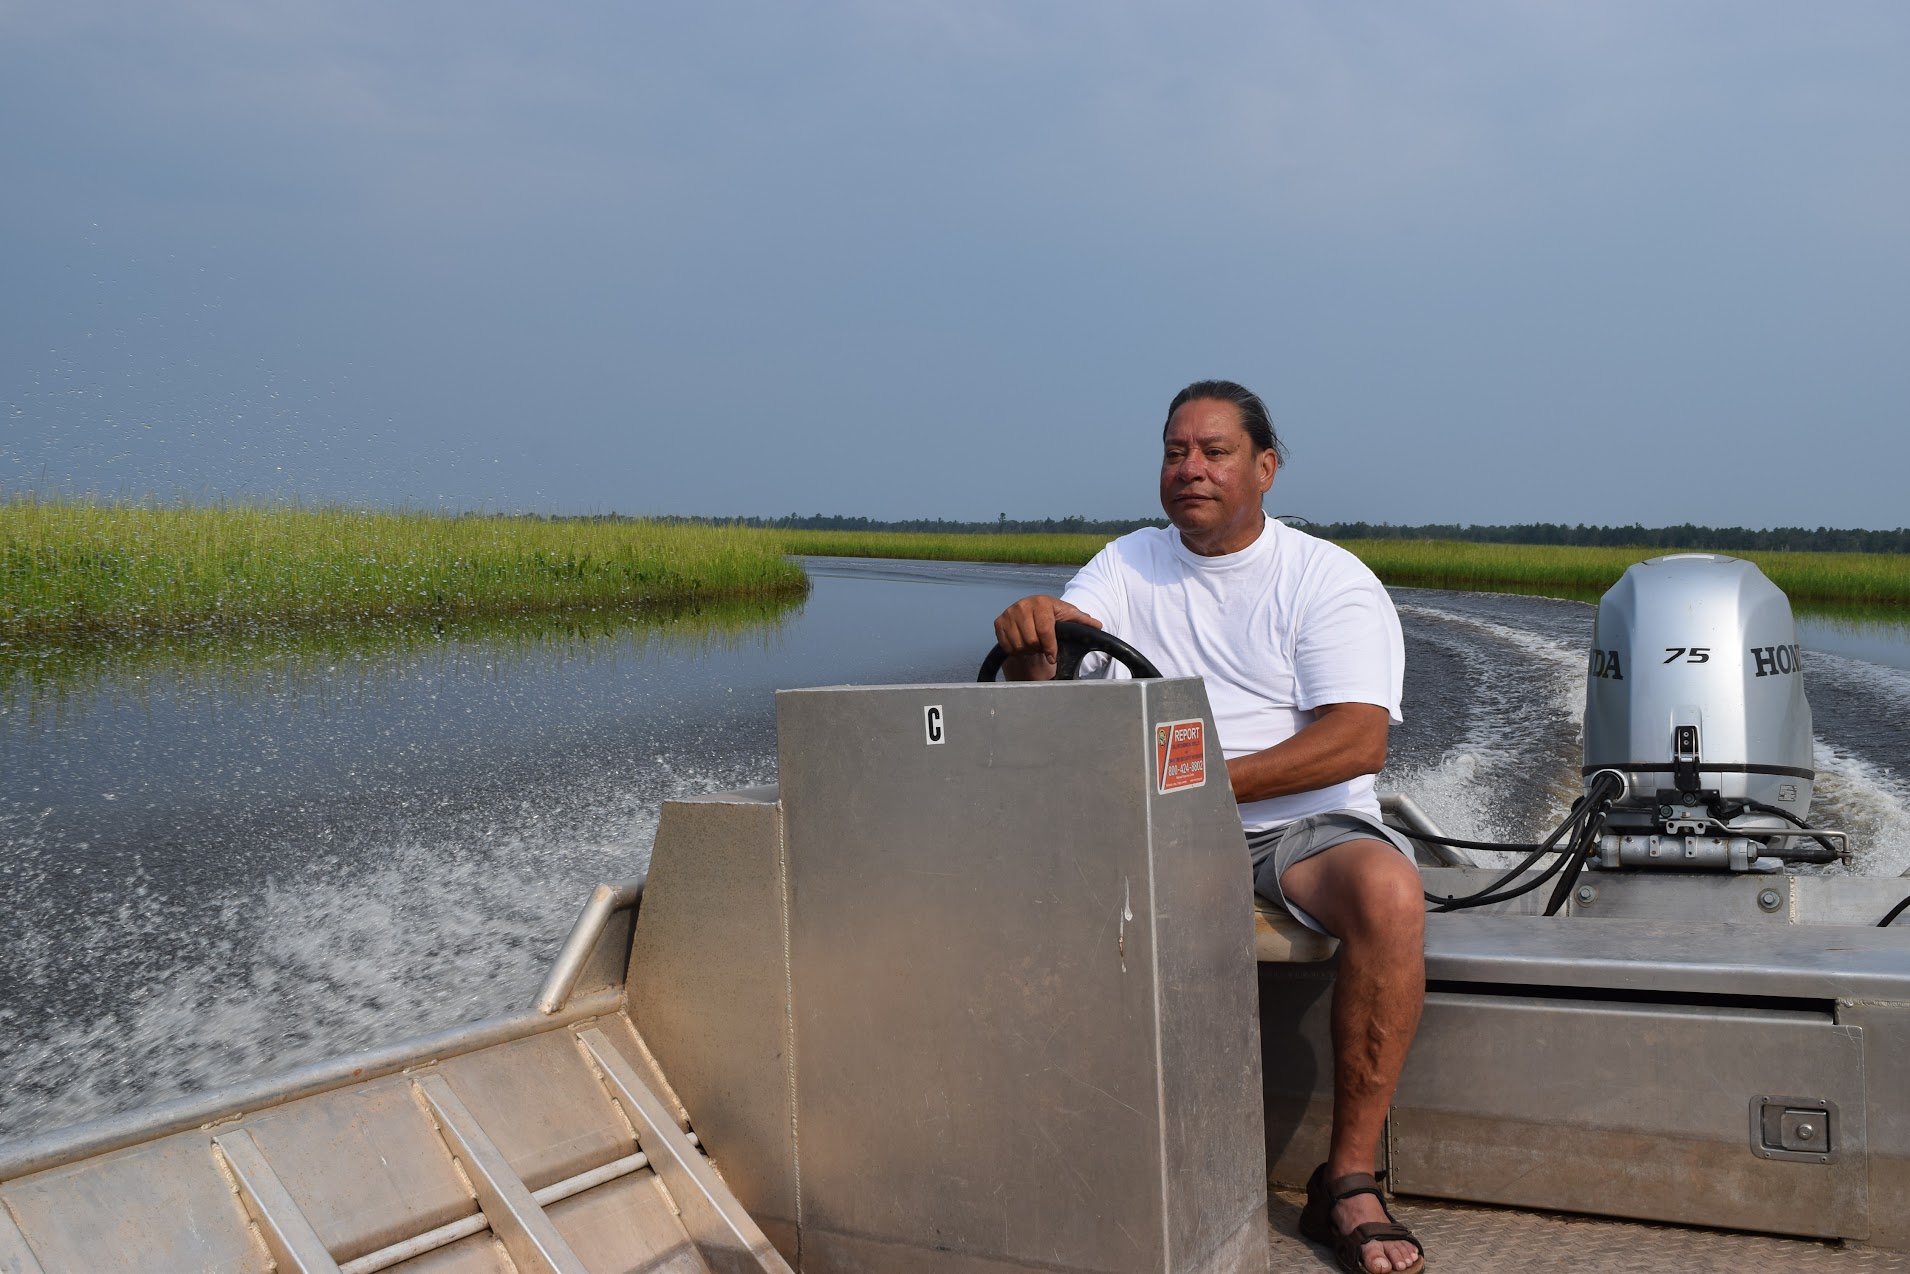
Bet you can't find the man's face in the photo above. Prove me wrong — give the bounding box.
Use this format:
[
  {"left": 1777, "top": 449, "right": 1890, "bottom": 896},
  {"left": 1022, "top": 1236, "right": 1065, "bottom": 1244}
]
[{"left": 1159, "top": 398, "right": 1278, "bottom": 552}]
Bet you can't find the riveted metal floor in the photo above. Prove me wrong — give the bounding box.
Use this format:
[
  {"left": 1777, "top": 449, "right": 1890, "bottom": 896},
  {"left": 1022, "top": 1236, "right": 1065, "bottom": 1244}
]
[{"left": 1266, "top": 1187, "right": 1910, "bottom": 1272}]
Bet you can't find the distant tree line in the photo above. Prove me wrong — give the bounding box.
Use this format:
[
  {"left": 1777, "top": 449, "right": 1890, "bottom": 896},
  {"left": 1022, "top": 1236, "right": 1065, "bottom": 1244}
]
[
  {"left": 641, "top": 512, "right": 1172, "bottom": 536},
  {"left": 557, "top": 512, "right": 1910, "bottom": 555}
]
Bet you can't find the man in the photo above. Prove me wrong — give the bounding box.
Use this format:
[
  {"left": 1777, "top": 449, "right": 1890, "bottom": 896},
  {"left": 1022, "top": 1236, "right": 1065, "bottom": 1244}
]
[{"left": 991, "top": 380, "right": 1426, "bottom": 1274}]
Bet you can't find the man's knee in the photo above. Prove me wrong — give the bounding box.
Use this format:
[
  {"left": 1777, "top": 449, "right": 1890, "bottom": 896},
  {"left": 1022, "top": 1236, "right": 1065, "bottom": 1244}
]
[
  {"left": 1280, "top": 838, "right": 1425, "bottom": 941},
  {"left": 1334, "top": 842, "right": 1425, "bottom": 939}
]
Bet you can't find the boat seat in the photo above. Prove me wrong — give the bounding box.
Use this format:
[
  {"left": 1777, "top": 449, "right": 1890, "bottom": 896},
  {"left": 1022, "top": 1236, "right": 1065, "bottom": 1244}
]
[
  {"left": 1417, "top": 912, "right": 1910, "bottom": 999},
  {"left": 1254, "top": 904, "right": 1910, "bottom": 999},
  {"left": 1253, "top": 898, "right": 1338, "bottom": 963}
]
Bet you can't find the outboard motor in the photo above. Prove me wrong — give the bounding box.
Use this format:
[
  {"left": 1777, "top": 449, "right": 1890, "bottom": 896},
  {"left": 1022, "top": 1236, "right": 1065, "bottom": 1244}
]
[{"left": 1582, "top": 553, "right": 1836, "bottom": 871}]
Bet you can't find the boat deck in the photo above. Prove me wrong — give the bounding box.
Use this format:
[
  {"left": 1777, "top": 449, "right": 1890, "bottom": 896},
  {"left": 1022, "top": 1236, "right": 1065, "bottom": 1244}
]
[{"left": 1266, "top": 1186, "right": 1910, "bottom": 1272}]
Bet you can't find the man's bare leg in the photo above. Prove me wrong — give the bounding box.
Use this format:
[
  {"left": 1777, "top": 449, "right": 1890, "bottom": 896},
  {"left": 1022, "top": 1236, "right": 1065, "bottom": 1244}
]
[{"left": 1279, "top": 838, "right": 1426, "bottom": 1273}]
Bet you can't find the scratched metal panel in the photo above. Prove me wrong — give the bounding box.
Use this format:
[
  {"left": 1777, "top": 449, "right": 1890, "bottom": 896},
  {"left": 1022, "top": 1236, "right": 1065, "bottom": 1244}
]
[
  {"left": 242, "top": 1074, "right": 478, "bottom": 1263},
  {"left": 2, "top": 1134, "right": 271, "bottom": 1273},
  {"left": 546, "top": 1170, "right": 712, "bottom": 1274},
  {"left": 782, "top": 680, "right": 1162, "bottom": 1270},
  {"left": 779, "top": 679, "right": 1265, "bottom": 1273},
  {"left": 1390, "top": 992, "right": 1868, "bottom": 1239},
  {"left": 435, "top": 1030, "right": 637, "bottom": 1193},
  {"left": 625, "top": 788, "right": 797, "bottom": 1253},
  {"left": 1838, "top": 999, "right": 1910, "bottom": 1252},
  {"left": 1140, "top": 675, "right": 1269, "bottom": 1272},
  {"left": 384, "top": 1232, "right": 515, "bottom": 1273}
]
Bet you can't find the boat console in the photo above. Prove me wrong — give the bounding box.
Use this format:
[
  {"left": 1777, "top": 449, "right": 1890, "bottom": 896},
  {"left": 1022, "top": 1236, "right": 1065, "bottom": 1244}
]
[{"left": 0, "top": 676, "right": 1273, "bottom": 1273}]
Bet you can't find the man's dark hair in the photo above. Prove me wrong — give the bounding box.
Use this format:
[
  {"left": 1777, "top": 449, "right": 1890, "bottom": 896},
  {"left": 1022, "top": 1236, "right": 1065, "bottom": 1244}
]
[{"left": 1164, "top": 379, "right": 1287, "bottom": 465}]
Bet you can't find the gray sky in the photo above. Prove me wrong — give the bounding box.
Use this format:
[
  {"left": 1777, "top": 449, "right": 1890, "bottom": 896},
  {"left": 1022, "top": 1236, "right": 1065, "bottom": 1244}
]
[{"left": 4, "top": 2, "right": 1906, "bottom": 527}]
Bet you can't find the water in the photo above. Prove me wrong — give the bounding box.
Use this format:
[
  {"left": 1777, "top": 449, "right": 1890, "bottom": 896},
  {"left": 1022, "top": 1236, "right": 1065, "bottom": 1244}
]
[{"left": 3, "top": 559, "right": 1908, "bottom": 1138}]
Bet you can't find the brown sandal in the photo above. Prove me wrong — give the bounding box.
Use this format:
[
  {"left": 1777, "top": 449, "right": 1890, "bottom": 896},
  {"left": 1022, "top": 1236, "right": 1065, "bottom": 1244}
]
[{"left": 1298, "top": 1163, "right": 1426, "bottom": 1274}]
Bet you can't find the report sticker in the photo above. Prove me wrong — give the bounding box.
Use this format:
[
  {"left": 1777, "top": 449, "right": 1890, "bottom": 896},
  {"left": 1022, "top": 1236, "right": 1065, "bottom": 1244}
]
[{"left": 1154, "top": 719, "right": 1206, "bottom": 794}]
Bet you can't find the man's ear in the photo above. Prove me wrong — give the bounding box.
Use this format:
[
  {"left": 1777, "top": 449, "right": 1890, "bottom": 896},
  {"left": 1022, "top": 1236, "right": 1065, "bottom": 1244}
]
[{"left": 1258, "top": 451, "right": 1278, "bottom": 492}]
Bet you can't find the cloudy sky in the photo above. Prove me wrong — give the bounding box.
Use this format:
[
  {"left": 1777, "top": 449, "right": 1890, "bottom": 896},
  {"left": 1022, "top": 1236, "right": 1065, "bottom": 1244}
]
[{"left": 3, "top": 2, "right": 1906, "bottom": 526}]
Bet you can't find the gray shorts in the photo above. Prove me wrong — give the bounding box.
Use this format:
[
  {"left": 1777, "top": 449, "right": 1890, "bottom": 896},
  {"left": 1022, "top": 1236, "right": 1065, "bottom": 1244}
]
[{"left": 1246, "top": 809, "right": 1418, "bottom": 935}]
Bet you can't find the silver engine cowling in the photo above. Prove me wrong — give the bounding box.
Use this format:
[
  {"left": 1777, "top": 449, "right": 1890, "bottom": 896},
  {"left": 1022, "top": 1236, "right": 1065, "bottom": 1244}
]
[{"left": 1583, "top": 553, "right": 1819, "bottom": 871}]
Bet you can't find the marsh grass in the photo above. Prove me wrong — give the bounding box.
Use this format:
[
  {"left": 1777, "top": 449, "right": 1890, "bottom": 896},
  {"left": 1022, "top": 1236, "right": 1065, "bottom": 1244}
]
[
  {"left": 1, "top": 500, "right": 808, "bottom": 642},
  {"left": 10, "top": 503, "right": 1905, "bottom": 648},
  {"left": 775, "top": 529, "right": 1910, "bottom": 612},
  {"left": 775, "top": 529, "right": 1111, "bottom": 566}
]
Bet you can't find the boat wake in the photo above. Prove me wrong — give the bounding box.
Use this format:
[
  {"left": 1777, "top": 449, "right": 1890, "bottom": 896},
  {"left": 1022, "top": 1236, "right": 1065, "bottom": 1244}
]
[
  {"left": 0, "top": 759, "right": 770, "bottom": 1141},
  {"left": 1386, "top": 602, "right": 1587, "bottom": 852},
  {"left": 1811, "top": 741, "right": 1910, "bottom": 877}
]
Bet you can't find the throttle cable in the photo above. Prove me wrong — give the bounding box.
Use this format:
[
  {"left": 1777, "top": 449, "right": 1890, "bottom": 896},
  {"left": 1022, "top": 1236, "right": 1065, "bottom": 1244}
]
[{"left": 1412, "top": 771, "right": 1625, "bottom": 914}]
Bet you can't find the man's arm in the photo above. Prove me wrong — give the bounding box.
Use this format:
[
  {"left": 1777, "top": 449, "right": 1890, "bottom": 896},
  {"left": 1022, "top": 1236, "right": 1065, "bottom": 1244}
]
[
  {"left": 991, "top": 595, "right": 1104, "bottom": 681},
  {"left": 1225, "top": 701, "right": 1389, "bottom": 803}
]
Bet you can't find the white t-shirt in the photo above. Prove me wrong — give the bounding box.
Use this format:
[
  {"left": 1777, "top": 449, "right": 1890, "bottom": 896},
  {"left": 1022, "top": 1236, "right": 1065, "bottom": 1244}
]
[{"left": 1061, "top": 515, "right": 1404, "bottom": 832}]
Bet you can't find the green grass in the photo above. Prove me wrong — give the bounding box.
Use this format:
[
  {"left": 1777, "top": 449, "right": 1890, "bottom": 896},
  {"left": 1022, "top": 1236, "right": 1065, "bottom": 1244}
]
[
  {"left": 1, "top": 500, "right": 809, "bottom": 641},
  {"left": 776, "top": 529, "right": 1111, "bottom": 566},
  {"left": 779, "top": 529, "right": 1910, "bottom": 612},
  {"left": 10, "top": 504, "right": 1906, "bottom": 648}
]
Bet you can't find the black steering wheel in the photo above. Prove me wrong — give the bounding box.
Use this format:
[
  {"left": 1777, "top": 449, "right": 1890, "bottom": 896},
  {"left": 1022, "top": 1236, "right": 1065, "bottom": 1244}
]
[{"left": 976, "top": 619, "right": 1165, "bottom": 682}]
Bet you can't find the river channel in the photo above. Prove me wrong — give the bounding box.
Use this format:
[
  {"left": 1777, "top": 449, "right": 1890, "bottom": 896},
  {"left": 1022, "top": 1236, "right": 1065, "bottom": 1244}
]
[{"left": 4, "top": 556, "right": 1909, "bottom": 1139}]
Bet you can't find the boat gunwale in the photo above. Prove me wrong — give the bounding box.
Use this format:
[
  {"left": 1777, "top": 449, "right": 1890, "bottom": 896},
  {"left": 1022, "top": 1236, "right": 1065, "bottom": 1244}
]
[{"left": 0, "top": 987, "right": 625, "bottom": 1185}]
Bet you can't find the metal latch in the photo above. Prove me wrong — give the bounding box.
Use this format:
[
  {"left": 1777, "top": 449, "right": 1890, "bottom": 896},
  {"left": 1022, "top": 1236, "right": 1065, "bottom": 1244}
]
[
  {"left": 1751, "top": 1096, "right": 1836, "bottom": 1163},
  {"left": 1673, "top": 723, "right": 1702, "bottom": 794}
]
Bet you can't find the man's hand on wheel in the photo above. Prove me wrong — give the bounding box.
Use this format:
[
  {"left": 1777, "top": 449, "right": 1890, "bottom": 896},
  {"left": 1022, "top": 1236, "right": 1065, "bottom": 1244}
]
[{"left": 993, "top": 595, "right": 1103, "bottom": 681}]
